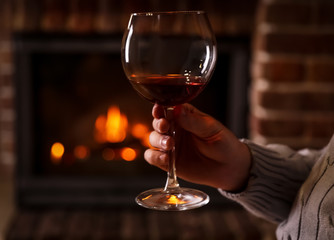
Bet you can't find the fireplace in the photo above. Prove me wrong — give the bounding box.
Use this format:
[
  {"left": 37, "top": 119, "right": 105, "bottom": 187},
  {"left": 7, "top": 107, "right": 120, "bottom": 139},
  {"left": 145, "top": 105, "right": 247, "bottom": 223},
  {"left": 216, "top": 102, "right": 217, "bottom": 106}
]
[{"left": 14, "top": 33, "right": 250, "bottom": 208}]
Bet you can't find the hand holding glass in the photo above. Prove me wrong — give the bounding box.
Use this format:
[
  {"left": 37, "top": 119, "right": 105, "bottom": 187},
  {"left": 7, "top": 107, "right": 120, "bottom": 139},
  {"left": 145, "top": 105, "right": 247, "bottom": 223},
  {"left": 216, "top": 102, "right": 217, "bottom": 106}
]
[{"left": 121, "top": 11, "right": 217, "bottom": 210}]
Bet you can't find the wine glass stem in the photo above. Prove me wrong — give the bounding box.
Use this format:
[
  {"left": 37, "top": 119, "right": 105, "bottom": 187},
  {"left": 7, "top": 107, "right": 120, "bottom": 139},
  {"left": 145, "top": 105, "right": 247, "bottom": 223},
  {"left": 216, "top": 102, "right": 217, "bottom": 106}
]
[{"left": 163, "top": 106, "right": 180, "bottom": 192}]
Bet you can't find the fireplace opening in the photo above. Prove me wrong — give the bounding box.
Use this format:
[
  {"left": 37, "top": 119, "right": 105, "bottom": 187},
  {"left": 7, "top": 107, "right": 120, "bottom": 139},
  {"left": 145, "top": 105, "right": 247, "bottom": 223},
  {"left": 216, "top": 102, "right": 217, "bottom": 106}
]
[
  {"left": 14, "top": 33, "right": 250, "bottom": 207},
  {"left": 30, "top": 43, "right": 155, "bottom": 178}
]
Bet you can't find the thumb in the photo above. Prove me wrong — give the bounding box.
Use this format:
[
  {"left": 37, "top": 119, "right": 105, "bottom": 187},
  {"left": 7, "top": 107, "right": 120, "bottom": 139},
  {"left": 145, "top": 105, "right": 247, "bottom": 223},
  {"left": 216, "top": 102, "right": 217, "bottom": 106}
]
[{"left": 176, "top": 104, "right": 224, "bottom": 139}]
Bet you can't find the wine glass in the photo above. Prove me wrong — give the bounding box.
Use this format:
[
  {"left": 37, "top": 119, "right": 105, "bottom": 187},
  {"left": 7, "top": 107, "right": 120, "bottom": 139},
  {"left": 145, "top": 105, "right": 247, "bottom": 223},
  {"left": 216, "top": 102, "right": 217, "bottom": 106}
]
[{"left": 121, "top": 11, "right": 217, "bottom": 211}]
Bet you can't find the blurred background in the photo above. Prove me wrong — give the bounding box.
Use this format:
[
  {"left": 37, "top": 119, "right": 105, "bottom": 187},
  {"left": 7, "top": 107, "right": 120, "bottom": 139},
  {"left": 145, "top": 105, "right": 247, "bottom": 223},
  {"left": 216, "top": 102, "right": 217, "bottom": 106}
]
[{"left": 1, "top": 0, "right": 334, "bottom": 239}]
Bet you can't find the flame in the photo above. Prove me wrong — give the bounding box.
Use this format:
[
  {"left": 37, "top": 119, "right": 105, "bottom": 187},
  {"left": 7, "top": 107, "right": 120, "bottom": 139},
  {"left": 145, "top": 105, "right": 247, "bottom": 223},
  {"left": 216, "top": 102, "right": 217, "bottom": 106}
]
[
  {"left": 131, "top": 123, "right": 148, "bottom": 139},
  {"left": 120, "top": 147, "right": 136, "bottom": 161},
  {"left": 166, "top": 195, "right": 188, "bottom": 205},
  {"left": 106, "top": 106, "right": 128, "bottom": 143},
  {"left": 95, "top": 115, "right": 107, "bottom": 130},
  {"left": 131, "top": 123, "right": 151, "bottom": 147},
  {"left": 141, "top": 132, "right": 152, "bottom": 148},
  {"left": 94, "top": 106, "right": 128, "bottom": 143},
  {"left": 50, "top": 142, "right": 65, "bottom": 164}
]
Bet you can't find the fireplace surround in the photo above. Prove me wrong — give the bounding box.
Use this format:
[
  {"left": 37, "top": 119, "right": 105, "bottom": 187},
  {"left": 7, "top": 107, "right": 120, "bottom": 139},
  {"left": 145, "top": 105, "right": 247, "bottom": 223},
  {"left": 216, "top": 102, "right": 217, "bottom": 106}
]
[{"left": 14, "top": 33, "right": 250, "bottom": 208}]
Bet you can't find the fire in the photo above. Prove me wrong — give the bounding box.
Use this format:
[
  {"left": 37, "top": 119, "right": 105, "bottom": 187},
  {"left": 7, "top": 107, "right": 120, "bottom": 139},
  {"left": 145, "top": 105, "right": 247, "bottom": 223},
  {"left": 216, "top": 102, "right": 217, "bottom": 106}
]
[
  {"left": 50, "top": 142, "right": 65, "bottom": 164},
  {"left": 120, "top": 147, "right": 137, "bottom": 161},
  {"left": 94, "top": 105, "right": 128, "bottom": 143},
  {"left": 131, "top": 123, "right": 148, "bottom": 139},
  {"left": 106, "top": 106, "right": 128, "bottom": 143},
  {"left": 141, "top": 132, "right": 152, "bottom": 148},
  {"left": 92, "top": 105, "right": 152, "bottom": 162},
  {"left": 131, "top": 123, "right": 151, "bottom": 147}
]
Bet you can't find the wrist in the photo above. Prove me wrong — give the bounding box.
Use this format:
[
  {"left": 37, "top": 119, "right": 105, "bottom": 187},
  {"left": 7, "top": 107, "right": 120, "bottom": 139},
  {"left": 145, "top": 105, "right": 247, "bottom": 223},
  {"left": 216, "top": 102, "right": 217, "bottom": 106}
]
[{"left": 218, "top": 140, "right": 252, "bottom": 192}]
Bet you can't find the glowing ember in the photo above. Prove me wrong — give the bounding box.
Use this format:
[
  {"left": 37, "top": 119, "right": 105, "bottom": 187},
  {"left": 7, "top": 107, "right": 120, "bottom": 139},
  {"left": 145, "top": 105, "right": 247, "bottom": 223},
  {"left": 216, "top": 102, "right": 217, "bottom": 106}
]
[
  {"left": 50, "top": 142, "right": 65, "bottom": 164},
  {"left": 166, "top": 195, "right": 188, "bottom": 205},
  {"left": 120, "top": 147, "right": 136, "bottom": 161},
  {"left": 73, "top": 145, "right": 89, "bottom": 160}
]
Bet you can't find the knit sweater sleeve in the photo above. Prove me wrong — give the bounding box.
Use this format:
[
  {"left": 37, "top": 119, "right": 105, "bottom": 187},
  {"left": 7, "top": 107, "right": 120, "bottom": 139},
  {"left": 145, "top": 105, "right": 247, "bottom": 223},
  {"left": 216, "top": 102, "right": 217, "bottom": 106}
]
[{"left": 219, "top": 139, "right": 323, "bottom": 223}]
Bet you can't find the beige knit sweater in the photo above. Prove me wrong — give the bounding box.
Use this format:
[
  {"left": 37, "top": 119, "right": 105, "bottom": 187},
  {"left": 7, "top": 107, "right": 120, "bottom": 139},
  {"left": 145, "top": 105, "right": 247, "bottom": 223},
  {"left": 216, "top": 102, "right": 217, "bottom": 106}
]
[{"left": 220, "top": 135, "right": 334, "bottom": 239}]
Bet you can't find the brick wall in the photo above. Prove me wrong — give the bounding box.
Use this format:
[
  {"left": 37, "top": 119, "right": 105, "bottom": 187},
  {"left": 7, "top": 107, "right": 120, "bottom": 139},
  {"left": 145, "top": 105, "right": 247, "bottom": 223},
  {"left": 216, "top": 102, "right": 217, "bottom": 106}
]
[
  {"left": 0, "top": 0, "right": 14, "bottom": 179},
  {"left": 251, "top": 0, "right": 334, "bottom": 149}
]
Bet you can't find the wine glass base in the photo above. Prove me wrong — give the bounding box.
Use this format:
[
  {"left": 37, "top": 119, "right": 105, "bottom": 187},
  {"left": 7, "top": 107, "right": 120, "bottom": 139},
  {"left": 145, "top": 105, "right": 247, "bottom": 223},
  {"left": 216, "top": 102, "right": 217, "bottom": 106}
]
[{"left": 135, "top": 188, "right": 209, "bottom": 211}]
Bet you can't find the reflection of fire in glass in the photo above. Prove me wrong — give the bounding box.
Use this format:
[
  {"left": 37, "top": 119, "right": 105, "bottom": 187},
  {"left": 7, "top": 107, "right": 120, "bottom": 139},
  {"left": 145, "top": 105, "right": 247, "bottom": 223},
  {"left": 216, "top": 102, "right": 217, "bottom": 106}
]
[
  {"left": 139, "top": 194, "right": 189, "bottom": 205},
  {"left": 166, "top": 195, "right": 188, "bottom": 205}
]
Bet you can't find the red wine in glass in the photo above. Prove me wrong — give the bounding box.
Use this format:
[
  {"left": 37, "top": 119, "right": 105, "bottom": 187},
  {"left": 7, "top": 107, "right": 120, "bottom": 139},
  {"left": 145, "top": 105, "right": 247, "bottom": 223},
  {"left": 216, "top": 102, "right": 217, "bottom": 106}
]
[{"left": 129, "top": 74, "right": 207, "bottom": 106}]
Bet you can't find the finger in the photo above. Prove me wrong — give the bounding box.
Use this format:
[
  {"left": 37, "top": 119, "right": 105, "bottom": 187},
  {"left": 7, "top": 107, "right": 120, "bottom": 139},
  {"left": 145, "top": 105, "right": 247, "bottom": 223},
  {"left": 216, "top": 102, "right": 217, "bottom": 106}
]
[
  {"left": 144, "top": 149, "right": 168, "bottom": 171},
  {"left": 149, "top": 131, "right": 174, "bottom": 150},
  {"left": 177, "top": 103, "right": 224, "bottom": 139},
  {"left": 152, "top": 118, "right": 169, "bottom": 133},
  {"left": 152, "top": 104, "right": 165, "bottom": 119}
]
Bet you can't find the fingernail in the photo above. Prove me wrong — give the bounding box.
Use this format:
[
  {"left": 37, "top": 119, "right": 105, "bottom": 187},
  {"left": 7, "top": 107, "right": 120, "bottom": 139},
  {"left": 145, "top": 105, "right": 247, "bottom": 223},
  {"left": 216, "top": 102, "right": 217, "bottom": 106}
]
[{"left": 161, "top": 136, "right": 168, "bottom": 148}]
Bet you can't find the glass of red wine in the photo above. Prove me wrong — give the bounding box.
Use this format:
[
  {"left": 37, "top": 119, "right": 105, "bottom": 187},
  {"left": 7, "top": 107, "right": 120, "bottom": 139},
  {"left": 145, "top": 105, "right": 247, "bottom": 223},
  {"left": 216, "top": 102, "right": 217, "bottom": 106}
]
[{"left": 121, "top": 11, "right": 217, "bottom": 210}]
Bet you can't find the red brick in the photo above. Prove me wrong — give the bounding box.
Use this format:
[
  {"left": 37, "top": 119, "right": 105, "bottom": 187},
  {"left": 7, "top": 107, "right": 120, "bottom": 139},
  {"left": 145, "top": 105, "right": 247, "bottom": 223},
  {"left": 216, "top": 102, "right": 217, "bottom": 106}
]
[
  {"left": 260, "top": 33, "right": 334, "bottom": 55},
  {"left": 263, "top": 33, "right": 313, "bottom": 54},
  {"left": 41, "top": 0, "right": 69, "bottom": 31},
  {"left": 0, "top": 97, "right": 14, "bottom": 109},
  {"left": 257, "top": 91, "right": 305, "bottom": 110},
  {"left": 308, "top": 118, "right": 334, "bottom": 138},
  {"left": 260, "top": 60, "right": 305, "bottom": 82},
  {"left": 0, "top": 50, "right": 12, "bottom": 63},
  {"left": 318, "top": 34, "right": 334, "bottom": 55},
  {"left": 0, "top": 120, "right": 15, "bottom": 132},
  {"left": 0, "top": 74, "right": 13, "bottom": 86},
  {"left": 304, "top": 92, "right": 334, "bottom": 111},
  {"left": 251, "top": 116, "right": 304, "bottom": 138},
  {"left": 265, "top": 3, "right": 312, "bottom": 25},
  {"left": 317, "top": 3, "right": 334, "bottom": 26},
  {"left": 0, "top": 0, "right": 13, "bottom": 31},
  {"left": 0, "top": 163, "right": 14, "bottom": 181},
  {"left": 0, "top": 140, "right": 15, "bottom": 152},
  {"left": 308, "top": 60, "right": 334, "bottom": 82},
  {"left": 258, "top": 91, "right": 334, "bottom": 111}
]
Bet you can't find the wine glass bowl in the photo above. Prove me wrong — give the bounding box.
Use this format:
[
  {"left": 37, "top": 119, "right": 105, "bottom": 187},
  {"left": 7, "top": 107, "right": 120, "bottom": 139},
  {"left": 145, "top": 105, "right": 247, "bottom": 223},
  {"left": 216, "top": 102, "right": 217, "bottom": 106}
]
[{"left": 121, "top": 11, "right": 217, "bottom": 211}]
